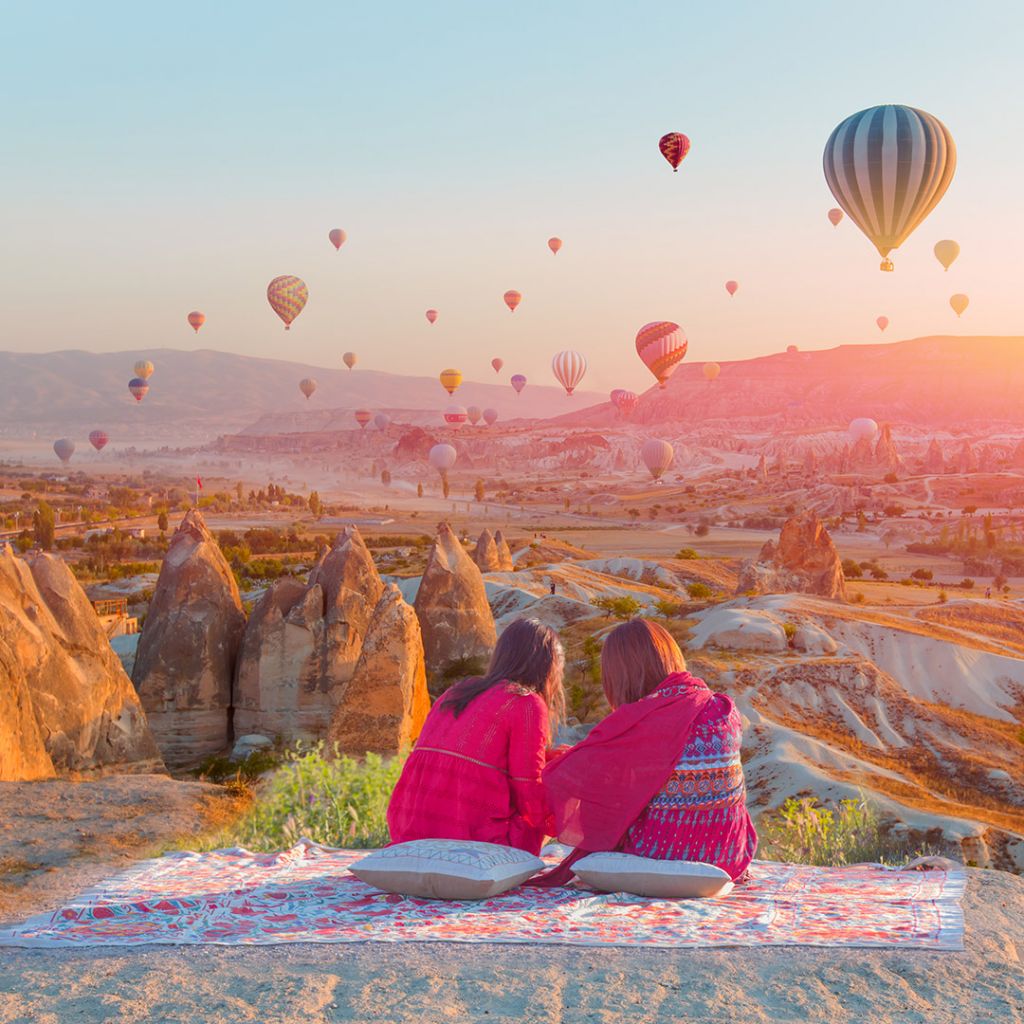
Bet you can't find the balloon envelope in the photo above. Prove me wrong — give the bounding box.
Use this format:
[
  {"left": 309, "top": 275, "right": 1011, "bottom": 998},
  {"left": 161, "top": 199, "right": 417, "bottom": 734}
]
[
  {"left": 491, "top": 358, "right": 504, "bottom": 373},
  {"left": 827, "top": 208, "right": 844, "bottom": 227},
  {"left": 53, "top": 438, "right": 75, "bottom": 463},
  {"left": 551, "top": 350, "right": 587, "bottom": 395},
  {"left": 876, "top": 316, "right": 889, "bottom": 332},
  {"left": 429, "top": 443, "right": 457, "bottom": 473},
  {"left": 482, "top": 407, "right": 498, "bottom": 426},
  {"left": 187, "top": 311, "right": 205, "bottom": 333},
  {"left": 950, "top": 293, "right": 969, "bottom": 317},
  {"left": 503, "top": 290, "right": 522, "bottom": 312},
  {"left": 354, "top": 409, "right": 371, "bottom": 429},
  {"left": 329, "top": 228, "right": 347, "bottom": 250},
  {"left": 823, "top": 105, "right": 956, "bottom": 266},
  {"left": 343, "top": 352, "right": 357, "bottom": 370},
  {"left": 703, "top": 362, "right": 721, "bottom": 381},
  {"left": 934, "top": 239, "right": 960, "bottom": 271},
  {"left": 467, "top": 406, "right": 482, "bottom": 425},
  {"left": 128, "top": 378, "right": 149, "bottom": 402},
  {"left": 511, "top": 374, "right": 526, "bottom": 394},
  {"left": 443, "top": 404, "right": 468, "bottom": 427},
  {"left": 373, "top": 413, "right": 390, "bottom": 430},
  {"left": 610, "top": 388, "right": 627, "bottom": 408},
  {"left": 88, "top": 430, "right": 108, "bottom": 452},
  {"left": 548, "top": 237, "right": 562, "bottom": 254},
  {"left": 425, "top": 309, "right": 438, "bottom": 324},
  {"left": 134, "top": 360, "right": 154, "bottom": 380},
  {"left": 636, "top": 321, "right": 687, "bottom": 388},
  {"left": 848, "top": 417, "right": 879, "bottom": 441},
  {"left": 658, "top": 132, "right": 690, "bottom": 171},
  {"left": 267, "top": 275, "right": 309, "bottom": 329},
  {"left": 299, "top": 378, "right": 317, "bottom": 399},
  {"left": 439, "top": 368, "right": 462, "bottom": 395},
  {"left": 725, "top": 280, "right": 738, "bottom": 297},
  {"left": 641, "top": 439, "right": 674, "bottom": 480},
  {"left": 617, "top": 391, "right": 639, "bottom": 416}
]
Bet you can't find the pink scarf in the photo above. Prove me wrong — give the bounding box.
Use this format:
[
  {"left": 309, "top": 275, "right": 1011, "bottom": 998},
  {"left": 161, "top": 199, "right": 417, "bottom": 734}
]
[{"left": 531, "top": 672, "right": 715, "bottom": 887}]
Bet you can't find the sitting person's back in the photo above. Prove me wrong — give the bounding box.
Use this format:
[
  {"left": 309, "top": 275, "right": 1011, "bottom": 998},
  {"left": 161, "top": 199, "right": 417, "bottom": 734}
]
[{"left": 386, "top": 618, "right": 564, "bottom": 855}]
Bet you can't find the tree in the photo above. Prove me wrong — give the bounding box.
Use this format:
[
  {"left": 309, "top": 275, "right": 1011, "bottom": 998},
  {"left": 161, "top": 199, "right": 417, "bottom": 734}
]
[
  {"left": 474, "top": 479, "right": 485, "bottom": 503},
  {"left": 157, "top": 510, "right": 169, "bottom": 534},
  {"left": 381, "top": 469, "right": 392, "bottom": 486},
  {"left": 235, "top": 482, "right": 243, "bottom": 501},
  {"left": 417, "top": 482, "right": 423, "bottom": 498},
  {"left": 442, "top": 478, "right": 450, "bottom": 499},
  {"left": 33, "top": 501, "right": 55, "bottom": 550},
  {"left": 911, "top": 568, "right": 933, "bottom": 581},
  {"left": 308, "top": 491, "right": 321, "bottom": 516},
  {"left": 841, "top": 558, "right": 863, "bottom": 578}
]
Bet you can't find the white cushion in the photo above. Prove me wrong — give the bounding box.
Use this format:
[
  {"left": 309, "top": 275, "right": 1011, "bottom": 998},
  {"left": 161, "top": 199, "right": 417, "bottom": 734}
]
[
  {"left": 573, "top": 852, "right": 734, "bottom": 899},
  {"left": 350, "top": 840, "right": 545, "bottom": 900}
]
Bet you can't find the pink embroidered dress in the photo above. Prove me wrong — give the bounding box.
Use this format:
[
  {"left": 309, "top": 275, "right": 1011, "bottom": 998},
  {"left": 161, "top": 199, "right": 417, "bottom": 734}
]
[{"left": 386, "top": 682, "right": 552, "bottom": 855}]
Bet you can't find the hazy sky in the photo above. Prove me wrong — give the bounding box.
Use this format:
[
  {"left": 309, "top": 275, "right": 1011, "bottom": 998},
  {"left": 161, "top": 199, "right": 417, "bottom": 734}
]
[{"left": 3, "top": 1, "right": 1022, "bottom": 397}]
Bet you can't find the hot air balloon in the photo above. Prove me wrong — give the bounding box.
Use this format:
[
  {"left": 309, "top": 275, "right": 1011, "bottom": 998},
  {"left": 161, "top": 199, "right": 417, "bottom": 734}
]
[
  {"left": 658, "top": 132, "right": 690, "bottom": 172},
  {"left": 134, "top": 360, "right": 154, "bottom": 381},
  {"left": 503, "top": 290, "right": 522, "bottom": 312},
  {"left": 373, "top": 412, "right": 390, "bottom": 431},
  {"left": 467, "top": 406, "right": 482, "bottom": 426},
  {"left": 511, "top": 374, "right": 527, "bottom": 395},
  {"left": 725, "top": 280, "right": 738, "bottom": 297},
  {"left": 443, "top": 404, "right": 468, "bottom": 428},
  {"left": 267, "top": 275, "right": 309, "bottom": 329},
  {"left": 636, "top": 321, "right": 687, "bottom": 388},
  {"left": 299, "top": 378, "right": 317, "bottom": 399},
  {"left": 786, "top": 344, "right": 799, "bottom": 355},
  {"left": 950, "top": 293, "right": 969, "bottom": 317},
  {"left": 610, "top": 388, "right": 627, "bottom": 409},
  {"left": 482, "top": 407, "right": 498, "bottom": 426},
  {"left": 491, "top": 358, "right": 504, "bottom": 373},
  {"left": 876, "top": 316, "right": 889, "bottom": 332},
  {"left": 617, "top": 391, "right": 639, "bottom": 416},
  {"left": 187, "top": 311, "right": 205, "bottom": 333},
  {"left": 641, "top": 439, "right": 674, "bottom": 481},
  {"left": 848, "top": 418, "right": 879, "bottom": 442},
  {"left": 425, "top": 309, "right": 438, "bottom": 324},
  {"left": 552, "top": 350, "right": 587, "bottom": 396},
  {"left": 88, "top": 429, "right": 109, "bottom": 452},
  {"left": 823, "top": 105, "right": 956, "bottom": 270},
  {"left": 548, "top": 237, "right": 562, "bottom": 255},
  {"left": 343, "top": 351, "right": 357, "bottom": 370},
  {"left": 827, "top": 208, "right": 844, "bottom": 227},
  {"left": 439, "top": 368, "right": 463, "bottom": 395},
  {"left": 703, "top": 362, "right": 721, "bottom": 381},
  {"left": 934, "top": 239, "right": 960, "bottom": 271},
  {"left": 354, "top": 408, "right": 371, "bottom": 429},
  {"left": 329, "top": 228, "right": 347, "bottom": 250},
  {"left": 53, "top": 438, "right": 75, "bottom": 463},
  {"left": 128, "top": 378, "right": 149, "bottom": 402},
  {"left": 429, "top": 443, "right": 457, "bottom": 495}
]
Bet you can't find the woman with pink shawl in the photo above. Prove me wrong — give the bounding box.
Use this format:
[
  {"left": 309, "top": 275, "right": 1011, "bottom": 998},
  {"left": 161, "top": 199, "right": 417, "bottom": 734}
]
[{"left": 536, "top": 620, "right": 757, "bottom": 886}]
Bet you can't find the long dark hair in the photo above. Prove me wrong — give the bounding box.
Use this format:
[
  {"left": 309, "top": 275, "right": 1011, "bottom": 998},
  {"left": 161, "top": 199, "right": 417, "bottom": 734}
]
[{"left": 442, "top": 618, "right": 565, "bottom": 726}]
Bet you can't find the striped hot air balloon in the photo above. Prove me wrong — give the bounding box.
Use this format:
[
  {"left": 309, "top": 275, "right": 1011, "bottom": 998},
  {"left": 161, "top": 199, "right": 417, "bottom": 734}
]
[
  {"left": 641, "top": 439, "right": 674, "bottom": 481},
  {"left": 658, "top": 132, "right": 690, "bottom": 172},
  {"left": 635, "top": 321, "right": 687, "bottom": 388},
  {"left": 128, "top": 378, "right": 149, "bottom": 402},
  {"left": 134, "top": 360, "right": 154, "bottom": 380},
  {"left": 617, "top": 391, "right": 639, "bottom": 416},
  {"left": 551, "top": 350, "right": 587, "bottom": 396},
  {"left": 823, "top": 105, "right": 956, "bottom": 270},
  {"left": 610, "top": 388, "right": 627, "bottom": 408},
  {"left": 443, "top": 404, "right": 468, "bottom": 428},
  {"left": 267, "top": 275, "right": 309, "bottom": 329},
  {"left": 88, "top": 430, "right": 109, "bottom": 452},
  {"left": 439, "top": 368, "right": 462, "bottom": 395},
  {"left": 467, "top": 406, "right": 482, "bottom": 426},
  {"left": 187, "top": 311, "right": 205, "bottom": 333},
  {"left": 354, "top": 408, "right": 371, "bottom": 429}
]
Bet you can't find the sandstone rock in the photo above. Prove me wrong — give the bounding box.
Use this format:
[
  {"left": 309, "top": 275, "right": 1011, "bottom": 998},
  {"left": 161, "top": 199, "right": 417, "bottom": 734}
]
[
  {"left": 689, "top": 607, "right": 788, "bottom": 652},
  {"left": 736, "top": 512, "right": 846, "bottom": 600},
  {"left": 329, "top": 584, "right": 430, "bottom": 755},
  {"left": 956, "top": 440, "right": 977, "bottom": 475},
  {"left": 923, "top": 437, "right": 945, "bottom": 474},
  {"left": 472, "top": 529, "right": 501, "bottom": 572},
  {"left": 0, "top": 549, "right": 162, "bottom": 780},
  {"left": 133, "top": 509, "right": 246, "bottom": 767},
  {"left": 849, "top": 435, "right": 874, "bottom": 470},
  {"left": 756, "top": 454, "right": 768, "bottom": 484},
  {"left": 414, "top": 522, "right": 497, "bottom": 684},
  {"left": 792, "top": 622, "right": 839, "bottom": 655},
  {"left": 493, "top": 530, "right": 515, "bottom": 571},
  {"left": 873, "top": 424, "right": 903, "bottom": 474}
]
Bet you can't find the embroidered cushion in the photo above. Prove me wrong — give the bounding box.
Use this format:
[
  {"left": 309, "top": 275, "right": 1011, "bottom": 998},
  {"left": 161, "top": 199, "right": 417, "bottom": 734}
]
[
  {"left": 350, "top": 840, "right": 545, "bottom": 900},
  {"left": 573, "top": 852, "right": 733, "bottom": 899}
]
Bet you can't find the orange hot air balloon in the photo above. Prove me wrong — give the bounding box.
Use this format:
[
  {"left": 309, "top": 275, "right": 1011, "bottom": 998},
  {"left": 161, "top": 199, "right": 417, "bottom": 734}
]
[
  {"left": 343, "top": 351, "right": 357, "bottom": 370},
  {"left": 876, "top": 316, "right": 889, "bottom": 332},
  {"left": 548, "top": 237, "right": 563, "bottom": 255},
  {"left": 439, "top": 368, "right": 462, "bottom": 395},
  {"left": 827, "top": 208, "right": 844, "bottom": 227},
  {"left": 329, "top": 228, "right": 347, "bottom": 250},
  {"left": 187, "top": 311, "right": 206, "bottom": 333},
  {"left": 658, "top": 132, "right": 690, "bottom": 172},
  {"left": 636, "top": 321, "right": 687, "bottom": 388},
  {"left": 725, "top": 280, "right": 738, "bottom": 297},
  {"left": 503, "top": 290, "right": 522, "bottom": 312},
  {"left": 299, "top": 378, "right": 317, "bottom": 399},
  {"left": 950, "top": 293, "right": 969, "bottom": 317},
  {"left": 425, "top": 309, "right": 438, "bottom": 324},
  {"left": 354, "top": 408, "right": 371, "bottom": 429},
  {"left": 702, "top": 362, "right": 721, "bottom": 381},
  {"left": 134, "top": 360, "right": 154, "bottom": 381},
  {"left": 267, "top": 275, "right": 308, "bottom": 330},
  {"left": 491, "top": 358, "right": 504, "bottom": 373},
  {"left": 934, "top": 239, "right": 960, "bottom": 271}
]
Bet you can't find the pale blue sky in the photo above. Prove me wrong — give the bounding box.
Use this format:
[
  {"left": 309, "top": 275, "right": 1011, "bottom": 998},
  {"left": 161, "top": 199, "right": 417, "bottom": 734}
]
[{"left": 2, "top": 1, "right": 1022, "bottom": 396}]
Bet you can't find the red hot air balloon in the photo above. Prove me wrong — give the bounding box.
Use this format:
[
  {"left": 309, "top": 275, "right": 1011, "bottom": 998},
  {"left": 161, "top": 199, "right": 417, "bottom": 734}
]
[
  {"left": 548, "top": 237, "right": 563, "bottom": 255},
  {"left": 510, "top": 374, "right": 526, "bottom": 394},
  {"left": 88, "top": 430, "right": 109, "bottom": 452},
  {"left": 827, "top": 208, "right": 844, "bottom": 227},
  {"left": 658, "top": 132, "right": 690, "bottom": 172},
  {"left": 492, "top": 358, "right": 504, "bottom": 373},
  {"left": 329, "top": 228, "right": 347, "bottom": 250},
  {"left": 610, "top": 388, "right": 627, "bottom": 408},
  {"left": 617, "top": 391, "right": 639, "bottom": 416},
  {"left": 876, "top": 316, "right": 889, "bottom": 332},
  {"left": 354, "top": 409, "right": 371, "bottom": 429},
  {"left": 636, "top": 321, "right": 687, "bottom": 388},
  {"left": 503, "top": 290, "right": 522, "bottom": 312},
  {"left": 725, "top": 280, "right": 739, "bottom": 297},
  {"left": 425, "top": 309, "right": 438, "bottom": 324},
  {"left": 128, "top": 378, "right": 149, "bottom": 402},
  {"left": 187, "top": 311, "right": 205, "bottom": 333}
]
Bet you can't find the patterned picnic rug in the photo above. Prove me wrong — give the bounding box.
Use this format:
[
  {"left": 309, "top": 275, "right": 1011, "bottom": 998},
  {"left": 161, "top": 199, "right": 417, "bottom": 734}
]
[{"left": 0, "top": 840, "right": 965, "bottom": 950}]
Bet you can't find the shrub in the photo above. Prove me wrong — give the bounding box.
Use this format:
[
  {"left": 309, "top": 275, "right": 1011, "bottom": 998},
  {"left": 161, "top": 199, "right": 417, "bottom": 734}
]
[
  {"left": 911, "top": 568, "right": 933, "bottom": 581},
  {"left": 869, "top": 566, "right": 889, "bottom": 580},
  {"left": 937, "top": 590, "right": 948, "bottom": 604},
  {"left": 693, "top": 521, "right": 710, "bottom": 537},
  {"left": 593, "top": 596, "right": 642, "bottom": 620},
  {"left": 654, "top": 598, "right": 683, "bottom": 618},
  {"left": 841, "top": 559, "right": 863, "bottom": 578},
  {"left": 851, "top": 591, "right": 866, "bottom": 603},
  {"left": 675, "top": 548, "right": 699, "bottom": 560},
  {"left": 685, "top": 582, "right": 714, "bottom": 601},
  {"left": 958, "top": 578, "right": 975, "bottom": 589}
]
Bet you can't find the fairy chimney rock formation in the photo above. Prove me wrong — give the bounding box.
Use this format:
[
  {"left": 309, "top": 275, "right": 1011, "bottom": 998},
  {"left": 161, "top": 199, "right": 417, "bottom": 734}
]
[
  {"left": 132, "top": 509, "right": 246, "bottom": 767},
  {"left": 493, "top": 530, "right": 515, "bottom": 571},
  {"left": 873, "top": 424, "right": 903, "bottom": 474},
  {"left": 756, "top": 454, "right": 769, "bottom": 484},
  {"left": 473, "top": 529, "right": 501, "bottom": 572},
  {"left": 414, "top": 522, "right": 497, "bottom": 683},
  {"left": 0, "top": 548, "right": 162, "bottom": 781},
  {"left": 956, "top": 440, "right": 977, "bottom": 475},
  {"left": 923, "top": 438, "right": 945, "bottom": 475},
  {"left": 233, "top": 525, "right": 383, "bottom": 741},
  {"left": 736, "top": 511, "right": 847, "bottom": 600},
  {"left": 849, "top": 435, "right": 875, "bottom": 470},
  {"left": 329, "top": 584, "right": 430, "bottom": 755}
]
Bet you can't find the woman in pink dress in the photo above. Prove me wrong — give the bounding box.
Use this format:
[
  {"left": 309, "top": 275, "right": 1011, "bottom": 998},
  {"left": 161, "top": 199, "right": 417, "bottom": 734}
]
[
  {"left": 386, "top": 618, "right": 565, "bottom": 855},
  {"left": 538, "top": 619, "right": 757, "bottom": 885}
]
